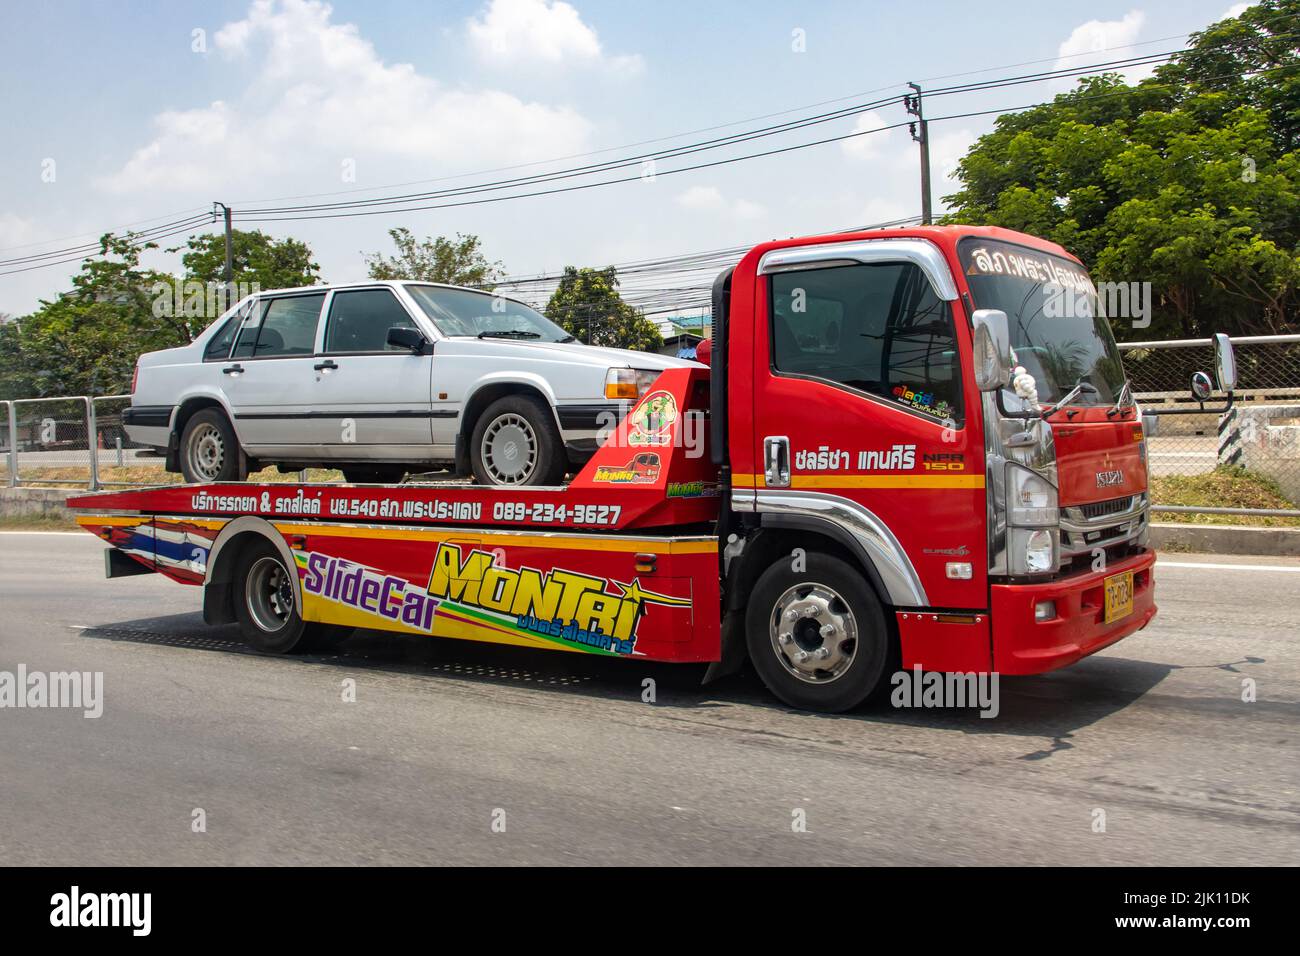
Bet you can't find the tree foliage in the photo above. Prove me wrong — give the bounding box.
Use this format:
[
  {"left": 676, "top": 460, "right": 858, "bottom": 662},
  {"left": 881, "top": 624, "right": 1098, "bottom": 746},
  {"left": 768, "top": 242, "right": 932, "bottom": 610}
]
[
  {"left": 176, "top": 228, "right": 321, "bottom": 290},
  {"left": 943, "top": 0, "right": 1300, "bottom": 338},
  {"left": 364, "top": 228, "right": 502, "bottom": 286},
  {"left": 544, "top": 266, "right": 663, "bottom": 352}
]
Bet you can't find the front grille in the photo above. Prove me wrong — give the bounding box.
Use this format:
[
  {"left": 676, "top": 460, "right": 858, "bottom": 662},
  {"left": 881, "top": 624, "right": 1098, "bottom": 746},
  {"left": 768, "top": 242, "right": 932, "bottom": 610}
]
[{"left": 1078, "top": 495, "right": 1136, "bottom": 520}]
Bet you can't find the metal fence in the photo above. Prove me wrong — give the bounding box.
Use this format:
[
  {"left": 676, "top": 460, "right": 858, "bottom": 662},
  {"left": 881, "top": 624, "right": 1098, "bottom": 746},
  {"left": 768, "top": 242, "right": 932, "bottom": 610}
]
[
  {"left": 3, "top": 394, "right": 156, "bottom": 490},
  {"left": 4, "top": 337, "right": 1299, "bottom": 513},
  {"left": 1119, "top": 335, "right": 1300, "bottom": 516}
]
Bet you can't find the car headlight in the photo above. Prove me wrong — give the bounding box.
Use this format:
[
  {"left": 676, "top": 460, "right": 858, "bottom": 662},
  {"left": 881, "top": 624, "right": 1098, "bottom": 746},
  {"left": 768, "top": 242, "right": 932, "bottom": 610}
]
[
  {"left": 604, "top": 368, "right": 661, "bottom": 400},
  {"left": 1006, "top": 462, "right": 1058, "bottom": 527}
]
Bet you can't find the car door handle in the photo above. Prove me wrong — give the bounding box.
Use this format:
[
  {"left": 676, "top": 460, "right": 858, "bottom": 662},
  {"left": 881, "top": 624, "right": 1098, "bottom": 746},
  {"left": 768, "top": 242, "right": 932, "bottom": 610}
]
[
  {"left": 314, "top": 360, "right": 338, "bottom": 371},
  {"left": 222, "top": 364, "right": 244, "bottom": 375}
]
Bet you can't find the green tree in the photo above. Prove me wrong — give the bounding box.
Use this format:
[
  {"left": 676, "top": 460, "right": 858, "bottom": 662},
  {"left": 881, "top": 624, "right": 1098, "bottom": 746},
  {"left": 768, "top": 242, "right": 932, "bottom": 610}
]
[
  {"left": 544, "top": 266, "right": 663, "bottom": 351},
  {"left": 176, "top": 228, "right": 321, "bottom": 290},
  {"left": 942, "top": 0, "right": 1300, "bottom": 338},
  {"left": 0, "top": 234, "right": 186, "bottom": 398},
  {"left": 364, "top": 228, "right": 502, "bottom": 285}
]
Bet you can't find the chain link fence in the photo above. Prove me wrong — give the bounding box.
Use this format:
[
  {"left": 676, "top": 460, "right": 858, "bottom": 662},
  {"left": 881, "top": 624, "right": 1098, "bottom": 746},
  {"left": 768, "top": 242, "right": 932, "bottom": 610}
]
[{"left": 1119, "top": 335, "right": 1300, "bottom": 517}]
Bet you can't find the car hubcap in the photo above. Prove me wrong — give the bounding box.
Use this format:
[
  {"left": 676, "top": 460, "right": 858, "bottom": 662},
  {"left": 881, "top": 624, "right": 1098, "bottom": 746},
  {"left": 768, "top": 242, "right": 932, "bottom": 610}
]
[
  {"left": 245, "top": 556, "right": 293, "bottom": 633},
  {"left": 187, "top": 423, "right": 225, "bottom": 481},
  {"left": 769, "top": 583, "right": 858, "bottom": 684},
  {"left": 482, "top": 414, "right": 537, "bottom": 484}
]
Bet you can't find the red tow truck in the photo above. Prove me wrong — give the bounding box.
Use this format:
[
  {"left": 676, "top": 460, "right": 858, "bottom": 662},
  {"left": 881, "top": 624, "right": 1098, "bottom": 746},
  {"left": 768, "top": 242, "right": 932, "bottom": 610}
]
[{"left": 69, "top": 225, "right": 1209, "bottom": 712}]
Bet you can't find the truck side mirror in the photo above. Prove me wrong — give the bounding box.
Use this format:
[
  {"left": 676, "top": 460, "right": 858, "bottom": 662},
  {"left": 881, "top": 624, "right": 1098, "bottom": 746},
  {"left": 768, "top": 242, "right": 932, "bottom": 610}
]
[
  {"left": 1190, "top": 371, "right": 1213, "bottom": 402},
  {"left": 387, "top": 326, "right": 428, "bottom": 354},
  {"left": 1213, "top": 332, "right": 1237, "bottom": 392},
  {"left": 971, "top": 309, "right": 1012, "bottom": 391}
]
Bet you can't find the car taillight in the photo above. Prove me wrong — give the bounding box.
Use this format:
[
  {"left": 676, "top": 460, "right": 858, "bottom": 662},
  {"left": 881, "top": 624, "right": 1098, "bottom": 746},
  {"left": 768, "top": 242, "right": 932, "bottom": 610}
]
[{"left": 131, "top": 363, "right": 139, "bottom": 394}]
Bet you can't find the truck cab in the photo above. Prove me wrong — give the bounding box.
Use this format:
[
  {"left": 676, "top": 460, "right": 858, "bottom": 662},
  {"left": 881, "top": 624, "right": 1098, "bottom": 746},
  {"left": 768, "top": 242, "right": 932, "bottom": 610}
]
[{"left": 711, "top": 225, "right": 1160, "bottom": 707}]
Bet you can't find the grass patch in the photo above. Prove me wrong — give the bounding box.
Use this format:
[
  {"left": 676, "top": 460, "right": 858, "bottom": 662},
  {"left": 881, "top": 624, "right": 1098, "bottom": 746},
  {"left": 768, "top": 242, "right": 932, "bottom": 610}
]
[
  {"left": 0, "top": 465, "right": 344, "bottom": 489},
  {"left": 0, "top": 512, "right": 81, "bottom": 532},
  {"left": 1151, "top": 466, "right": 1300, "bottom": 527}
]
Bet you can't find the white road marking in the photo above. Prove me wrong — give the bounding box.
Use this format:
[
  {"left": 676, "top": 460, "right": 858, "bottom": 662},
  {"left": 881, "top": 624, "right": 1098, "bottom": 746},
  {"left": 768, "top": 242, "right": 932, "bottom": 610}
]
[
  {"left": 0, "top": 530, "right": 86, "bottom": 536},
  {"left": 1159, "top": 560, "right": 1300, "bottom": 573}
]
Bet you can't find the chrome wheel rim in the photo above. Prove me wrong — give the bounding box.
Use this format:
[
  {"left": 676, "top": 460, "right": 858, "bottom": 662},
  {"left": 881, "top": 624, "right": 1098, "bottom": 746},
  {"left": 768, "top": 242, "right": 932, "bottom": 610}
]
[
  {"left": 186, "top": 423, "right": 225, "bottom": 481},
  {"left": 769, "top": 582, "right": 858, "bottom": 684},
  {"left": 481, "top": 414, "right": 537, "bottom": 484},
  {"left": 245, "top": 556, "right": 294, "bottom": 633}
]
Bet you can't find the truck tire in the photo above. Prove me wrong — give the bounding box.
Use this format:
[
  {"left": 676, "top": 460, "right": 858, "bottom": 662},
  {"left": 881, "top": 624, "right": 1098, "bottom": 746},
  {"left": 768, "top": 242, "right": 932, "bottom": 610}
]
[
  {"left": 180, "top": 408, "right": 246, "bottom": 483},
  {"left": 745, "top": 552, "right": 895, "bottom": 712},
  {"left": 470, "top": 394, "right": 566, "bottom": 486},
  {"left": 232, "top": 539, "right": 331, "bottom": 654}
]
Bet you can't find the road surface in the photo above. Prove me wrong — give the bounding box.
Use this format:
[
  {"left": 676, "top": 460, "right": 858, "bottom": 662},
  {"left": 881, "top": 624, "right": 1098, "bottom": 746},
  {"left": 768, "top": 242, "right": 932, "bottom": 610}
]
[{"left": 1, "top": 531, "right": 1296, "bottom": 865}]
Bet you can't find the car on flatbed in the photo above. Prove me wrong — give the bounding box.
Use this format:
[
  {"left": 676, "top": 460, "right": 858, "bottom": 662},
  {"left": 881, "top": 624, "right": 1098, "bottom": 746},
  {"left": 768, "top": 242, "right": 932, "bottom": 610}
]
[{"left": 123, "top": 280, "right": 695, "bottom": 486}]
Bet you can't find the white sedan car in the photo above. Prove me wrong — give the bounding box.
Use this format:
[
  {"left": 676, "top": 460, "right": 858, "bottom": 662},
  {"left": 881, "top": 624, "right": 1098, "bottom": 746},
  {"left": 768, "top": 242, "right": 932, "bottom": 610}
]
[{"left": 123, "top": 281, "right": 695, "bottom": 486}]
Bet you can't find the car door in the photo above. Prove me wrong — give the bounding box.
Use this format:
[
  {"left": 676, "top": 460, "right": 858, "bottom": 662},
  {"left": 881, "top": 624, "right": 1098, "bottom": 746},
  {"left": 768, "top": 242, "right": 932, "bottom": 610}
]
[
  {"left": 748, "top": 250, "right": 987, "bottom": 610},
  {"left": 221, "top": 292, "right": 328, "bottom": 456},
  {"left": 311, "top": 287, "right": 434, "bottom": 461}
]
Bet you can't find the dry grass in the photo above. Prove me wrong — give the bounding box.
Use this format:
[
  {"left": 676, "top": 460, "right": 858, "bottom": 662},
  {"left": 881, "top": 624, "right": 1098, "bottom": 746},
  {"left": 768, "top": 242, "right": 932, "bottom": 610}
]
[
  {"left": 0, "top": 465, "right": 344, "bottom": 489},
  {"left": 1151, "top": 466, "right": 1300, "bottom": 527},
  {"left": 0, "top": 512, "right": 81, "bottom": 532}
]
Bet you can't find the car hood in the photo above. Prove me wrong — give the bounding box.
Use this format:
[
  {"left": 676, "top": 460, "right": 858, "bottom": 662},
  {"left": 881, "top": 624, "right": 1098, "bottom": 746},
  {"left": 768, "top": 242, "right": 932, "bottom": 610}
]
[{"left": 438, "top": 338, "right": 703, "bottom": 370}]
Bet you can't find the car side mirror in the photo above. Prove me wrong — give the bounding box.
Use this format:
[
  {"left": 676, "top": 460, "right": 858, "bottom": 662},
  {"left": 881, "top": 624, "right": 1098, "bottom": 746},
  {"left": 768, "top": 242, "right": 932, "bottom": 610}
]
[
  {"left": 387, "top": 326, "right": 427, "bottom": 354},
  {"left": 1213, "top": 332, "right": 1237, "bottom": 392},
  {"left": 971, "top": 308, "right": 1012, "bottom": 391}
]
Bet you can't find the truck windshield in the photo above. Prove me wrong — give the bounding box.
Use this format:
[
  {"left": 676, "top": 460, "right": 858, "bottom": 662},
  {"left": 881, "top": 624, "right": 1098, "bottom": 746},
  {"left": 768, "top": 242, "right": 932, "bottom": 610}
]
[
  {"left": 958, "top": 238, "right": 1125, "bottom": 405},
  {"left": 406, "top": 285, "right": 575, "bottom": 343}
]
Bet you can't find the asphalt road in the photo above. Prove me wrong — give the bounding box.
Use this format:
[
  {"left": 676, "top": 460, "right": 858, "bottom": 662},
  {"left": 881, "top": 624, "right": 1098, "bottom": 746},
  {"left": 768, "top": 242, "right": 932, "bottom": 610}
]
[{"left": 1, "top": 531, "right": 1297, "bottom": 866}]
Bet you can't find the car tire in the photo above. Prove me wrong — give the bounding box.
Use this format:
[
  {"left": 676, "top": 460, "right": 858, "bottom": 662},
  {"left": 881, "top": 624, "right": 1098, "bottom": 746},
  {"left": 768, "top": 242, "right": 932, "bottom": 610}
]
[
  {"left": 180, "top": 408, "right": 246, "bottom": 483},
  {"left": 745, "top": 551, "right": 896, "bottom": 712},
  {"left": 232, "top": 539, "right": 332, "bottom": 654},
  {"left": 342, "top": 466, "right": 407, "bottom": 484},
  {"left": 470, "top": 394, "right": 566, "bottom": 486}
]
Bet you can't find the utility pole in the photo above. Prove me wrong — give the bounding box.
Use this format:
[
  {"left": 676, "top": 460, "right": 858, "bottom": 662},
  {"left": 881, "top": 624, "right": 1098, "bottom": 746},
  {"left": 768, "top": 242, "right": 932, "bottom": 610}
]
[
  {"left": 213, "top": 201, "right": 234, "bottom": 309},
  {"left": 904, "top": 83, "right": 933, "bottom": 225}
]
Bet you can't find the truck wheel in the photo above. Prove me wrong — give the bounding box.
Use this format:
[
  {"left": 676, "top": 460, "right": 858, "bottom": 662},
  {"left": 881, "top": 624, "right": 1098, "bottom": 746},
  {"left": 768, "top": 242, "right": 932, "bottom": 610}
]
[
  {"left": 470, "top": 394, "right": 565, "bottom": 486},
  {"left": 180, "top": 408, "right": 246, "bottom": 483},
  {"left": 232, "top": 539, "right": 327, "bottom": 654},
  {"left": 745, "top": 552, "right": 895, "bottom": 712}
]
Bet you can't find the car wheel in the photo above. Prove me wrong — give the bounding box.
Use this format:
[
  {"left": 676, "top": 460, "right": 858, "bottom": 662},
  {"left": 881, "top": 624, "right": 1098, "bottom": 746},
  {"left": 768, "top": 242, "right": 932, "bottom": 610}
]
[
  {"left": 342, "top": 466, "right": 407, "bottom": 484},
  {"left": 745, "top": 551, "right": 896, "bottom": 712},
  {"left": 232, "top": 539, "right": 333, "bottom": 654},
  {"left": 470, "top": 394, "right": 566, "bottom": 486},
  {"left": 180, "top": 408, "right": 246, "bottom": 483}
]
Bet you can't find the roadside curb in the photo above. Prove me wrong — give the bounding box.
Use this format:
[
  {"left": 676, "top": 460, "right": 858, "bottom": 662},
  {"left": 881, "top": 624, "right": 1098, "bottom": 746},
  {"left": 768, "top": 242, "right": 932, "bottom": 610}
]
[
  {"left": 1150, "top": 521, "right": 1300, "bottom": 558},
  {"left": 0, "top": 487, "right": 72, "bottom": 520}
]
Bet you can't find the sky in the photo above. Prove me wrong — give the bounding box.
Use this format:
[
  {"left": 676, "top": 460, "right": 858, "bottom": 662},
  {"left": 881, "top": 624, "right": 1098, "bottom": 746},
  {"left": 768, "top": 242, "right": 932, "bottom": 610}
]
[{"left": 0, "top": 0, "right": 1254, "bottom": 319}]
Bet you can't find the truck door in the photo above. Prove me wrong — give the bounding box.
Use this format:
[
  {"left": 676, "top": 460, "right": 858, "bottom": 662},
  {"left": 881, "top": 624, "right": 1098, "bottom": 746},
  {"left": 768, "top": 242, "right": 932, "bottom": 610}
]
[{"left": 745, "top": 243, "right": 987, "bottom": 609}]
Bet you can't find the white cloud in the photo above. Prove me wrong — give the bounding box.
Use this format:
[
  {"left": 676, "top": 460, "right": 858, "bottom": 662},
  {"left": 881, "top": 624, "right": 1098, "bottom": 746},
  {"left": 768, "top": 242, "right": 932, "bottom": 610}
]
[
  {"left": 467, "top": 0, "right": 643, "bottom": 74},
  {"left": 674, "top": 185, "right": 765, "bottom": 220},
  {"left": 99, "top": 0, "right": 594, "bottom": 194},
  {"left": 840, "top": 111, "right": 896, "bottom": 161},
  {"left": 1052, "top": 10, "right": 1153, "bottom": 88}
]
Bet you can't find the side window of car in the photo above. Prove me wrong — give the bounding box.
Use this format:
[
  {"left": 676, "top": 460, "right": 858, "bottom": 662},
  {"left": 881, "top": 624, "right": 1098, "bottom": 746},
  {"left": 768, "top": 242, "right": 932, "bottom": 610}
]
[
  {"left": 248, "top": 294, "right": 326, "bottom": 358},
  {"left": 230, "top": 301, "right": 267, "bottom": 359},
  {"left": 203, "top": 313, "right": 241, "bottom": 361},
  {"left": 324, "top": 289, "right": 418, "bottom": 353},
  {"left": 769, "top": 262, "right": 963, "bottom": 423}
]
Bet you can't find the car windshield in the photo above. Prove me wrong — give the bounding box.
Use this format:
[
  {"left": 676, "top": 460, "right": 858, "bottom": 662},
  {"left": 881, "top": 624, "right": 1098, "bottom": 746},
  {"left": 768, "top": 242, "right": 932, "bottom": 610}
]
[
  {"left": 406, "top": 285, "right": 574, "bottom": 342},
  {"left": 958, "top": 238, "right": 1126, "bottom": 405}
]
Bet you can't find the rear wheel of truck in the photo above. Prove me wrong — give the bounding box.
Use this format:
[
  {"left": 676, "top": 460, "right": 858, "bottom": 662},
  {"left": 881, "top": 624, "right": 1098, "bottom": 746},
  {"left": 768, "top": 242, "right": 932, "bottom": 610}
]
[
  {"left": 745, "top": 552, "right": 896, "bottom": 712},
  {"left": 470, "top": 394, "right": 566, "bottom": 486},
  {"left": 180, "top": 408, "right": 246, "bottom": 483},
  {"left": 232, "top": 539, "right": 334, "bottom": 654}
]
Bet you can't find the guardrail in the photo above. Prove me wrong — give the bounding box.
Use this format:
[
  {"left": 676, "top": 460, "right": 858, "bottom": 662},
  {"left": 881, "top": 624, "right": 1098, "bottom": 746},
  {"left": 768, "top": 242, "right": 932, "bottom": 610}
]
[{"left": 2, "top": 393, "right": 154, "bottom": 491}]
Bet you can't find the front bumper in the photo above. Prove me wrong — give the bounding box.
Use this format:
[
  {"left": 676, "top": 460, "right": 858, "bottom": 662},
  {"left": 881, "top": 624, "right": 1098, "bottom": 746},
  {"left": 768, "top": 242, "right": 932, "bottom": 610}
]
[{"left": 990, "top": 549, "right": 1156, "bottom": 674}]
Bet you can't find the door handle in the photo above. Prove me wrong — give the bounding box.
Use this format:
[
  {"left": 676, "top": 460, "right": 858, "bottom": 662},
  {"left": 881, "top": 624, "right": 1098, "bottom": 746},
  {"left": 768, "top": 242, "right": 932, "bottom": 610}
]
[
  {"left": 313, "top": 360, "right": 338, "bottom": 371},
  {"left": 764, "top": 435, "right": 790, "bottom": 488},
  {"left": 222, "top": 364, "right": 244, "bottom": 375}
]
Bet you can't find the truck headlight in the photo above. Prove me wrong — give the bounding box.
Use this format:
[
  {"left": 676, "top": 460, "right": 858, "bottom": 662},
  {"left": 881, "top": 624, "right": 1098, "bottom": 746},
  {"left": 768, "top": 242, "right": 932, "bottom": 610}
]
[
  {"left": 605, "top": 368, "right": 661, "bottom": 400},
  {"left": 1008, "top": 527, "right": 1058, "bottom": 575},
  {"left": 1006, "top": 462, "right": 1058, "bottom": 527}
]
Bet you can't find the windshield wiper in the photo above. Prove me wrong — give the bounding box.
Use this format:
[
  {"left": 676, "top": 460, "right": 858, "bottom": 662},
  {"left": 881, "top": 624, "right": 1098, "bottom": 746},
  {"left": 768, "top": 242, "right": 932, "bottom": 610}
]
[
  {"left": 1107, "top": 380, "right": 1133, "bottom": 418},
  {"left": 1042, "top": 379, "right": 1100, "bottom": 420},
  {"left": 477, "top": 330, "right": 541, "bottom": 339}
]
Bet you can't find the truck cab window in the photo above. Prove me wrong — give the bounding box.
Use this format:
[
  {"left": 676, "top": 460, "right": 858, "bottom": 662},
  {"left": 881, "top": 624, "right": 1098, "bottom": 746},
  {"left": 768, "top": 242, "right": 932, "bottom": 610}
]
[{"left": 769, "top": 262, "right": 962, "bottom": 423}]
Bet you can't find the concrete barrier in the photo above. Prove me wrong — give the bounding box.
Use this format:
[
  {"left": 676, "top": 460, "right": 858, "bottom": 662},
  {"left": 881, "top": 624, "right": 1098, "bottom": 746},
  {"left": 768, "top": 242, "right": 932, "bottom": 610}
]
[
  {"left": 0, "top": 487, "right": 73, "bottom": 520},
  {"left": 1151, "top": 522, "right": 1300, "bottom": 557}
]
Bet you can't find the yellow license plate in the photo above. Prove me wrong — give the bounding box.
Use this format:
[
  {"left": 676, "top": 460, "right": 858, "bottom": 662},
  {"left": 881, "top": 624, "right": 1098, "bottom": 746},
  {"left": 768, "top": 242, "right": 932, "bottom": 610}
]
[{"left": 1103, "top": 570, "right": 1134, "bottom": 624}]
